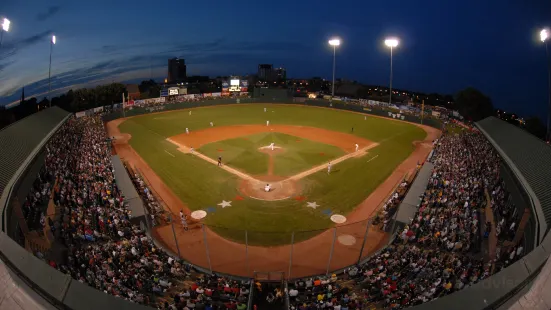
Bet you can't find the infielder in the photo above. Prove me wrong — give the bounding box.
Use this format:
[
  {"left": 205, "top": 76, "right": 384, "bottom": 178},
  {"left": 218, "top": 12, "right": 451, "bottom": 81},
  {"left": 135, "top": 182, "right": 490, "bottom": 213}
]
[
  {"left": 266, "top": 120, "right": 270, "bottom": 126},
  {"left": 327, "top": 162, "right": 332, "bottom": 174},
  {"left": 210, "top": 121, "right": 214, "bottom": 127},
  {"left": 181, "top": 214, "right": 189, "bottom": 231},
  {"left": 270, "top": 142, "right": 275, "bottom": 150},
  {"left": 190, "top": 147, "right": 194, "bottom": 154},
  {"left": 217, "top": 156, "right": 222, "bottom": 167},
  {"left": 186, "top": 128, "right": 189, "bottom": 134},
  {"left": 355, "top": 143, "right": 359, "bottom": 152}
]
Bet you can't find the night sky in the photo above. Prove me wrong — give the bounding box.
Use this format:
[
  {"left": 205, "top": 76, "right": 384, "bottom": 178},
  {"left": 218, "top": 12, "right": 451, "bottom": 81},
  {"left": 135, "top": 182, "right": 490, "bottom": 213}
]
[{"left": 0, "top": 0, "right": 550, "bottom": 117}]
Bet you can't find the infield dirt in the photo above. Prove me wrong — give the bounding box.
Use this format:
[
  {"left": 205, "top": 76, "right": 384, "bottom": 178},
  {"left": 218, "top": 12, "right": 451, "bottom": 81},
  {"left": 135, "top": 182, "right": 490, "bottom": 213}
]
[
  {"left": 106, "top": 110, "right": 440, "bottom": 278},
  {"left": 168, "top": 125, "right": 376, "bottom": 201}
]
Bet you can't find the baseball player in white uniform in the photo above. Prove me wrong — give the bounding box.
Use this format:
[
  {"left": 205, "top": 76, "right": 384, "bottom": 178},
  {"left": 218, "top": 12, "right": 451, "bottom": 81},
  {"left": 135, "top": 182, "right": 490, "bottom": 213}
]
[
  {"left": 186, "top": 128, "right": 189, "bottom": 134},
  {"left": 355, "top": 144, "right": 359, "bottom": 152},
  {"left": 364, "top": 116, "right": 366, "bottom": 120},
  {"left": 266, "top": 120, "right": 270, "bottom": 126},
  {"left": 264, "top": 107, "right": 267, "bottom": 112},
  {"left": 189, "top": 110, "right": 192, "bottom": 116},
  {"left": 327, "top": 162, "right": 332, "bottom": 174},
  {"left": 210, "top": 122, "right": 214, "bottom": 127},
  {"left": 270, "top": 142, "right": 275, "bottom": 150},
  {"left": 264, "top": 184, "right": 271, "bottom": 192}
]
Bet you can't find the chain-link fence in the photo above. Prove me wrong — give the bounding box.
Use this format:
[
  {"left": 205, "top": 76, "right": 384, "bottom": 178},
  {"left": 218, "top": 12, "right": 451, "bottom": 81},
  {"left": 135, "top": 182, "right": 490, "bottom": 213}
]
[{"left": 154, "top": 217, "right": 390, "bottom": 279}]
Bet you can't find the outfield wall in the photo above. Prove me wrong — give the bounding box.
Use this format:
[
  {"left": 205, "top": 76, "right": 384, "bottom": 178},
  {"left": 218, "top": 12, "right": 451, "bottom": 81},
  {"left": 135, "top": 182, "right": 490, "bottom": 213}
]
[{"left": 102, "top": 98, "right": 443, "bottom": 130}]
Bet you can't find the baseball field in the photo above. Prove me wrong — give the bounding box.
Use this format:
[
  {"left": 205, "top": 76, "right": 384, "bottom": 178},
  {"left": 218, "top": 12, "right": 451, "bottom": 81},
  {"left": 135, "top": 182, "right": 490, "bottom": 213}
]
[{"left": 107, "top": 104, "right": 438, "bottom": 249}]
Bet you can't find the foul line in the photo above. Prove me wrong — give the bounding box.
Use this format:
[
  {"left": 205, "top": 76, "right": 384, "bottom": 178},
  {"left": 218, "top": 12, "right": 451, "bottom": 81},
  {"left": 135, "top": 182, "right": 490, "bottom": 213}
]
[
  {"left": 164, "top": 150, "right": 175, "bottom": 157},
  {"left": 167, "top": 138, "right": 379, "bottom": 183}
]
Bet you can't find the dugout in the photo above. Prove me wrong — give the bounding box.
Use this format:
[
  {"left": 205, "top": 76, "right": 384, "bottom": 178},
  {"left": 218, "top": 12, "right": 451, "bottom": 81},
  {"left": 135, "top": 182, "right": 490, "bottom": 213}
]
[
  {"left": 252, "top": 88, "right": 292, "bottom": 99},
  {"left": 111, "top": 155, "right": 147, "bottom": 228},
  {"left": 392, "top": 162, "right": 435, "bottom": 234}
]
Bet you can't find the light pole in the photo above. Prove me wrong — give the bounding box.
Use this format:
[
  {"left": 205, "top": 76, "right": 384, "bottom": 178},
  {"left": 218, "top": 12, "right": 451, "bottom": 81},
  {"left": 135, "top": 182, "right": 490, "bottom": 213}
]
[
  {"left": 48, "top": 35, "right": 56, "bottom": 107},
  {"left": 0, "top": 18, "right": 10, "bottom": 49},
  {"left": 328, "top": 38, "right": 341, "bottom": 101},
  {"left": 541, "top": 29, "right": 551, "bottom": 141},
  {"left": 384, "top": 37, "right": 399, "bottom": 106}
]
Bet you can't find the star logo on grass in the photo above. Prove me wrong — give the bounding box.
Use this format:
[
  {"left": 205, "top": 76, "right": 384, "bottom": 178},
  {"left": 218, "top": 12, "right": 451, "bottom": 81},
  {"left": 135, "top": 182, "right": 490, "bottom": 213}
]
[
  {"left": 218, "top": 200, "right": 232, "bottom": 208},
  {"left": 306, "top": 202, "right": 320, "bottom": 209}
]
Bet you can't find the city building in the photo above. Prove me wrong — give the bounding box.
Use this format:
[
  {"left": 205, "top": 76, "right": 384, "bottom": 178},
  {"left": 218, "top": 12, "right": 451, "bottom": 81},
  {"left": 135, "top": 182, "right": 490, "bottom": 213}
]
[
  {"left": 126, "top": 84, "right": 141, "bottom": 100},
  {"left": 257, "top": 64, "right": 273, "bottom": 82},
  {"left": 274, "top": 67, "right": 286, "bottom": 82},
  {"left": 168, "top": 58, "right": 187, "bottom": 84}
]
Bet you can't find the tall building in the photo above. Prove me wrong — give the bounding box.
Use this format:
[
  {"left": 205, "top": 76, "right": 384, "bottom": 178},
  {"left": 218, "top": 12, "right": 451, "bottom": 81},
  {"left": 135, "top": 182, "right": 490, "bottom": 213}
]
[
  {"left": 258, "top": 64, "right": 273, "bottom": 82},
  {"left": 168, "top": 58, "right": 187, "bottom": 84}
]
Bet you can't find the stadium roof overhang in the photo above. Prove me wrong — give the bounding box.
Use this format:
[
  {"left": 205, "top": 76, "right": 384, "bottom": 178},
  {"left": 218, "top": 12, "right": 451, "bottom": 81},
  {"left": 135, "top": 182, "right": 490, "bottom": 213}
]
[
  {"left": 0, "top": 106, "right": 71, "bottom": 232},
  {"left": 476, "top": 116, "right": 551, "bottom": 245}
]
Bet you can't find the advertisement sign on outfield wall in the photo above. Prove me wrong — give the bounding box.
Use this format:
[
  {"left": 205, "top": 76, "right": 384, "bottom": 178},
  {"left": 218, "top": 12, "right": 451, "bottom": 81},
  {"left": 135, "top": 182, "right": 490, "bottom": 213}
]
[
  {"left": 203, "top": 93, "right": 212, "bottom": 97},
  {"left": 240, "top": 80, "right": 248, "bottom": 92},
  {"left": 168, "top": 88, "right": 179, "bottom": 96},
  {"left": 160, "top": 89, "right": 169, "bottom": 97},
  {"left": 211, "top": 92, "right": 222, "bottom": 97}
]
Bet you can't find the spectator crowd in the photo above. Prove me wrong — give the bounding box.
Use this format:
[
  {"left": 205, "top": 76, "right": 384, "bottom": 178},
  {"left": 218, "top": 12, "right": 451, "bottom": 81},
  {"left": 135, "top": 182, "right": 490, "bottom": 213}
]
[
  {"left": 290, "top": 128, "right": 523, "bottom": 309},
  {"left": 19, "top": 113, "right": 525, "bottom": 310}
]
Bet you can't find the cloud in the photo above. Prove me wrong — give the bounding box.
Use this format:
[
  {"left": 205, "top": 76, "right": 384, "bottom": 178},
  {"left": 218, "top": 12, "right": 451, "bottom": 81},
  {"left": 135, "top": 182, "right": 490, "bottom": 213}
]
[
  {"left": 0, "top": 30, "right": 53, "bottom": 55},
  {"left": 0, "top": 38, "right": 307, "bottom": 104},
  {"left": 35, "top": 5, "right": 62, "bottom": 21}
]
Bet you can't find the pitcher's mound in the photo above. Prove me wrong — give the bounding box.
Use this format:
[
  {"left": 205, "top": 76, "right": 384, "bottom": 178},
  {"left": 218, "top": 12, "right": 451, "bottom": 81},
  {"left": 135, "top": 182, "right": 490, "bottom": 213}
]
[
  {"left": 258, "top": 145, "right": 285, "bottom": 155},
  {"left": 239, "top": 178, "right": 299, "bottom": 201}
]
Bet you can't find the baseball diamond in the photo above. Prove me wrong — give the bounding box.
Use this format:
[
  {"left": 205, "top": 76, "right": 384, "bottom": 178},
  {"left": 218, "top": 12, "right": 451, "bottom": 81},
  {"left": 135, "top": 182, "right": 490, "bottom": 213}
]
[{"left": 106, "top": 103, "right": 439, "bottom": 277}]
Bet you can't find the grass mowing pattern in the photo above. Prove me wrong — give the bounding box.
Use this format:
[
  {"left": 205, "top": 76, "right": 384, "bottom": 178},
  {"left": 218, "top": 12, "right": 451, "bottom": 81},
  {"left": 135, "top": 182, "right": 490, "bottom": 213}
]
[
  {"left": 198, "top": 132, "right": 345, "bottom": 177},
  {"left": 119, "top": 105, "right": 426, "bottom": 245}
]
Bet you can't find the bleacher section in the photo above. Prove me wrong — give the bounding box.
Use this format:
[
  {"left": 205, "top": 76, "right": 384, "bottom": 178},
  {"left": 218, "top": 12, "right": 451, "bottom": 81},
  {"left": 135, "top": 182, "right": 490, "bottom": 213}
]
[
  {"left": 477, "top": 117, "right": 551, "bottom": 244},
  {"left": 0, "top": 107, "right": 70, "bottom": 232}
]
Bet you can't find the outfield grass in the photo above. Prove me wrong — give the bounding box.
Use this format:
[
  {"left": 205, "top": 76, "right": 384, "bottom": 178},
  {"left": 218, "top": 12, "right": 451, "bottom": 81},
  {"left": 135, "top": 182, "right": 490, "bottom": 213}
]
[
  {"left": 198, "top": 132, "right": 345, "bottom": 176},
  {"left": 119, "top": 104, "right": 427, "bottom": 245}
]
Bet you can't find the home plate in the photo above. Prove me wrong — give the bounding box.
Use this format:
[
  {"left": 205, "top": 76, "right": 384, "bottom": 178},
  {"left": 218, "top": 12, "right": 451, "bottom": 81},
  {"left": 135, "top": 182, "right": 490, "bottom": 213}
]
[
  {"left": 338, "top": 234, "right": 356, "bottom": 246},
  {"left": 330, "top": 214, "right": 347, "bottom": 224}
]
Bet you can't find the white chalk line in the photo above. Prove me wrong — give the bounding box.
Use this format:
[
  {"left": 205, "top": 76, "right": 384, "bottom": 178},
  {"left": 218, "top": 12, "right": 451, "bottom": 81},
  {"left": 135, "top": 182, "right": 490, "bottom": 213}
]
[
  {"left": 164, "top": 150, "right": 175, "bottom": 157},
  {"left": 366, "top": 155, "right": 379, "bottom": 163}
]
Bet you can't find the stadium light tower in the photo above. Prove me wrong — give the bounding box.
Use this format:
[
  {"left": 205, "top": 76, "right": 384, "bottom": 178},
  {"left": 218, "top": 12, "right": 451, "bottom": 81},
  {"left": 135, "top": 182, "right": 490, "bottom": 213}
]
[
  {"left": 48, "top": 35, "right": 56, "bottom": 107},
  {"left": 0, "top": 18, "right": 10, "bottom": 49},
  {"left": 384, "top": 37, "right": 399, "bottom": 106},
  {"left": 541, "top": 29, "right": 551, "bottom": 141},
  {"left": 328, "top": 38, "right": 341, "bottom": 100}
]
